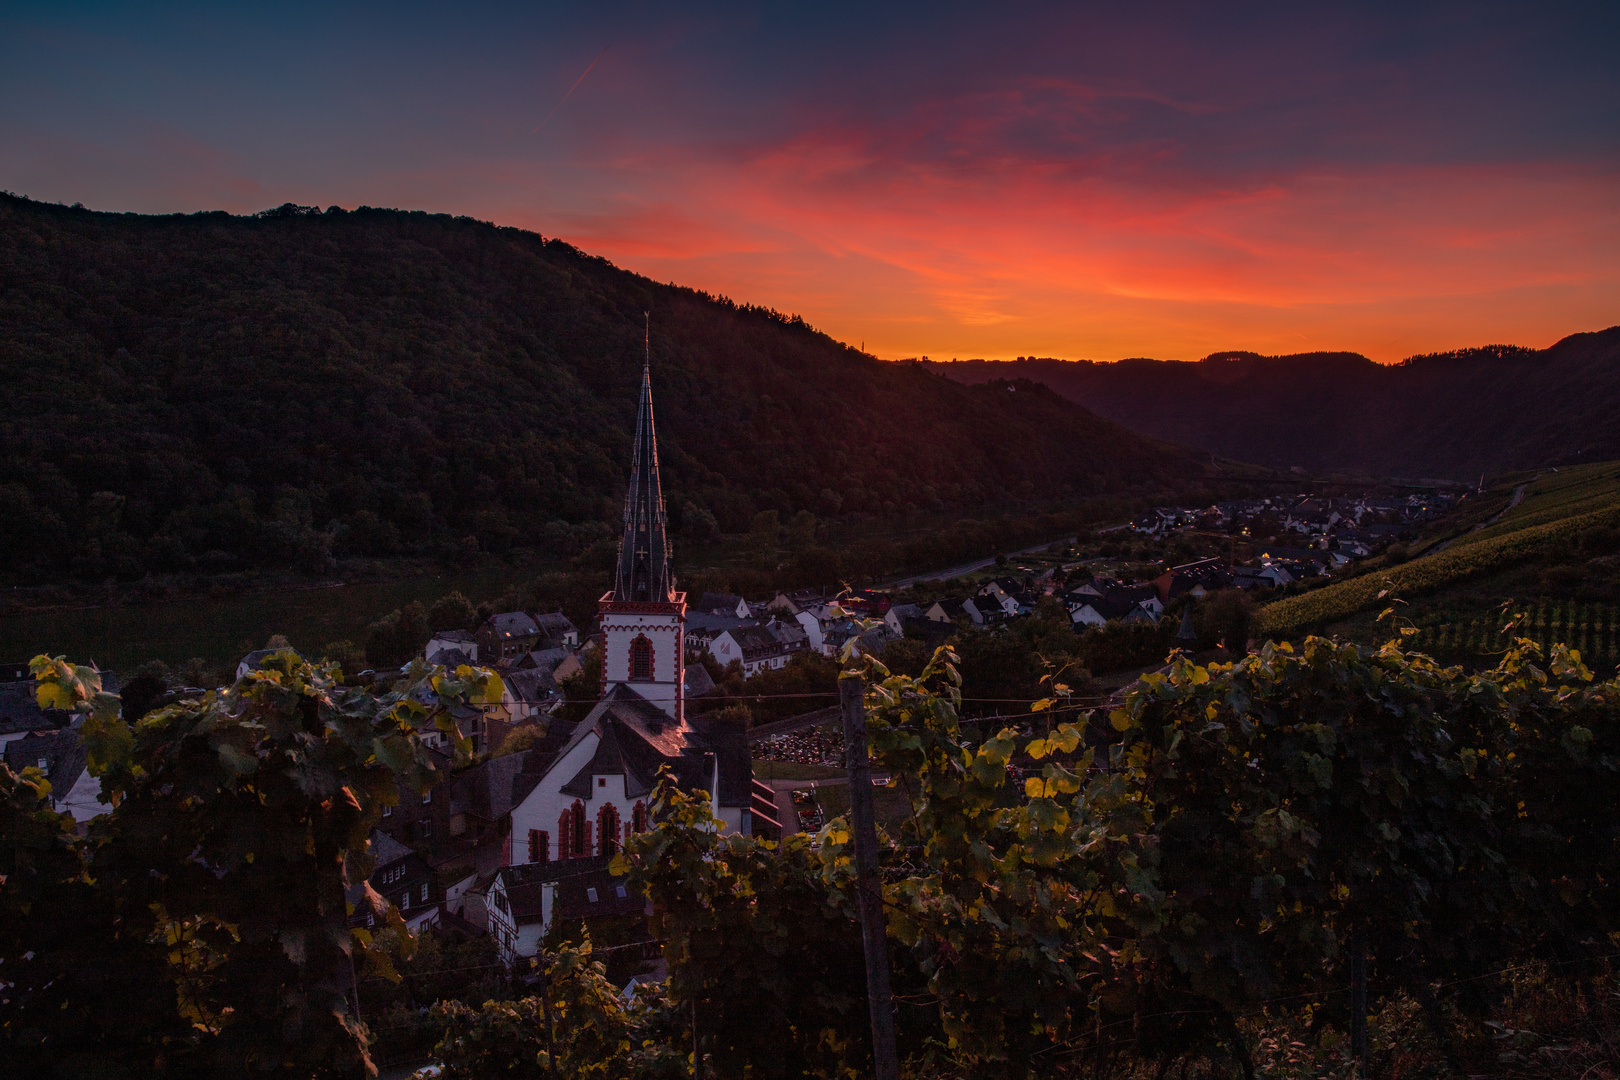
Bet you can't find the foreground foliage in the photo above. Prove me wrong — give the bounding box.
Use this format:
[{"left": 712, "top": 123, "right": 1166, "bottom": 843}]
[
  {"left": 7, "top": 620, "right": 1620, "bottom": 1078},
  {"left": 0, "top": 652, "right": 500, "bottom": 1077}
]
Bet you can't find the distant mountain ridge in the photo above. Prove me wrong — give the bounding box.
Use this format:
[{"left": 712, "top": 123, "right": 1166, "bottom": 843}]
[
  {"left": 0, "top": 195, "right": 1214, "bottom": 584},
  {"left": 930, "top": 328, "right": 1620, "bottom": 480}
]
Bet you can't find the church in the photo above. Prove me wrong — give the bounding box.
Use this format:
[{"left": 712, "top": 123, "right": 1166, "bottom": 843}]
[{"left": 503, "top": 356, "right": 768, "bottom": 871}]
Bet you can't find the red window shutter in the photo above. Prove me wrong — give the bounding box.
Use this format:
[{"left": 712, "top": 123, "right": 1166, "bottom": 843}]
[
  {"left": 528, "top": 829, "right": 542, "bottom": 863},
  {"left": 536, "top": 831, "right": 549, "bottom": 864}
]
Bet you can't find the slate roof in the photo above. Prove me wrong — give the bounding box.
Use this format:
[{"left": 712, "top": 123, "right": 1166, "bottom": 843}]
[
  {"left": 506, "top": 667, "right": 561, "bottom": 704},
  {"left": 0, "top": 679, "right": 67, "bottom": 737},
  {"left": 454, "top": 748, "right": 553, "bottom": 821},
  {"left": 3, "top": 728, "right": 88, "bottom": 798},
  {"left": 427, "top": 647, "right": 477, "bottom": 668},
  {"left": 684, "top": 612, "right": 757, "bottom": 639},
  {"left": 696, "top": 592, "right": 747, "bottom": 615},
  {"left": 553, "top": 863, "right": 645, "bottom": 921},
  {"left": 1072, "top": 597, "right": 1137, "bottom": 621},
  {"left": 722, "top": 625, "right": 789, "bottom": 659},
  {"left": 533, "top": 612, "right": 579, "bottom": 642},
  {"left": 555, "top": 684, "right": 750, "bottom": 808},
  {"left": 486, "top": 612, "right": 541, "bottom": 639},
  {"left": 370, "top": 829, "right": 415, "bottom": 868},
  {"left": 683, "top": 663, "right": 716, "bottom": 699}
]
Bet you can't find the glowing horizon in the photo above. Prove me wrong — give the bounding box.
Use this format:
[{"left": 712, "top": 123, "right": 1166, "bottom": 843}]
[{"left": 3, "top": 2, "right": 1615, "bottom": 364}]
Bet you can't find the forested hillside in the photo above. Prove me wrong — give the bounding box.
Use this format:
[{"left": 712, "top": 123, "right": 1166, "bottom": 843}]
[
  {"left": 0, "top": 195, "right": 1212, "bottom": 585},
  {"left": 932, "top": 328, "right": 1620, "bottom": 479}
]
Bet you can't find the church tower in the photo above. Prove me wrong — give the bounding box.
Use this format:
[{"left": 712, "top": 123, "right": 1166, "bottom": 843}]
[{"left": 597, "top": 329, "right": 686, "bottom": 720}]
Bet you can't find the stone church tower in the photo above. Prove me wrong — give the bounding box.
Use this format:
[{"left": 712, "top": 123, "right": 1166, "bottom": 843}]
[{"left": 597, "top": 350, "right": 686, "bottom": 721}]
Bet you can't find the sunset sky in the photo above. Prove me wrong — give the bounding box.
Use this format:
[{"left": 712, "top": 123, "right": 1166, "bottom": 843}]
[{"left": 3, "top": 2, "right": 1616, "bottom": 363}]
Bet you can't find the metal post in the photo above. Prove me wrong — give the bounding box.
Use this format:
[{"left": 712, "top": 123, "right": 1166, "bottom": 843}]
[{"left": 840, "top": 675, "right": 900, "bottom": 1080}]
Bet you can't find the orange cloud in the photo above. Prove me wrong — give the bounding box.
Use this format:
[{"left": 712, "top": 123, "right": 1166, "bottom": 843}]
[{"left": 530, "top": 83, "right": 1620, "bottom": 362}]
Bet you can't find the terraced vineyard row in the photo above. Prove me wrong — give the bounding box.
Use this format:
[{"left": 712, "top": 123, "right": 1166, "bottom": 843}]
[
  {"left": 1259, "top": 461, "right": 1620, "bottom": 637},
  {"left": 1412, "top": 601, "right": 1620, "bottom": 673}
]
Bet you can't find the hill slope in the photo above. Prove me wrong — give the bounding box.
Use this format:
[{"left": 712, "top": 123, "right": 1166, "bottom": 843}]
[
  {"left": 1257, "top": 461, "right": 1620, "bottom": 665},
  {"left": 932, "top": 331, "right": 1620, "bottom": 480},
  {"left": 0, "top": 196, "right": 1214, "bottom": 585}
]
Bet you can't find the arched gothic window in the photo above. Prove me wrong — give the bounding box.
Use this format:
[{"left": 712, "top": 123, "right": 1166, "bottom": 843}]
[
  {"left": 629, "top": 635, "right": 653, "bottom": 681},
  {"left": 597, "top": 804, "right": 622, "bottom": 855},
  {"left": 558, "top": 801, "right": 590, "bottom": 859},
  {"left": 631, "top": 801, "right": 649, "bottom": 834}
]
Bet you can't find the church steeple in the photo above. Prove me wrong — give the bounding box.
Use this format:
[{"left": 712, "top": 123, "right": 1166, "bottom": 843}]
[{"left": 613, "top": 318, "right": 672, "bottom": 603}]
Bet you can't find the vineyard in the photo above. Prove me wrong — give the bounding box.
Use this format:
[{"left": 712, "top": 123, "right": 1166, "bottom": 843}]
[
  {"left": 1412, "top": 601, "right": 1620, "bottom": 673},
  {"left": 1259, "top": 461, "right": 1620, "bottom": 638}
]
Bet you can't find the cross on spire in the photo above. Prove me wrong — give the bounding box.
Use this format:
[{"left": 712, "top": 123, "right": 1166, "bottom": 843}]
[{"left": 613, "top": 314, "right": 672, "bottom": 603}]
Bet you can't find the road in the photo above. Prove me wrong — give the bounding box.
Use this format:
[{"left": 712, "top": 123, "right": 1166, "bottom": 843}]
[
  {"left": 876, "top": 535, "right": 1078, "bottom": 591},
  {"left": 1429, "top": 479, "right": 1531, "bottom": 555}
]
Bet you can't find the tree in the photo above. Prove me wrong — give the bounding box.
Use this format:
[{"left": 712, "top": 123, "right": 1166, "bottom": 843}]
[
  {"left": 1201, "top": 588, "right": 1255, "bottom": 652},
  {"left": 428, "top": 590, "right": 477, "bottom": 633}
]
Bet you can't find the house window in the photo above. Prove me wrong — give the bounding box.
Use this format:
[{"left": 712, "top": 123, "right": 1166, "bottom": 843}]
[
  {"left": 632, "top": 801, "right": 648, "bottom": 833},
  {"left": 421, "top": 883, "right": 429, "bottom": 902},
  {"left": 382, "top": 805, "right": 392, "bottom": 817},
  {"left": 401, "top": 891, "right": 410, "bottom": 911},
  {"left": 586, "top": 887, "right": 599, "bottom": 903},
  {"left": 422, "top": 791, "right": 432, "bottom": 805},
  {"left": 615, "top": 885, "right": 628, "bottom": 899},
  {"left": 597, "top": 777, "right": 607, "bottom": 788},
  {"left": 629, "top": 635, "right": 653, "bottom": 681},
  {"left": 37, "top": 757, "right": 48, "bottom": 770},
  {"left": 529, "top": 829, "right": 549, "bottom": 864}
]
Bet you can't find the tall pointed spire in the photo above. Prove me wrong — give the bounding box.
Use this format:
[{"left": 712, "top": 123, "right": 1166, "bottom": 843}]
[{"left": 614, "top": 314, "right": 672, "bottom": 603}]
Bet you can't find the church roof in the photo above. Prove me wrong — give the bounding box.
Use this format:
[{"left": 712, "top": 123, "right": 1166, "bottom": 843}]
[
  {"left": 553, "top": 684, "right": 750, "bottom": 807},
  {"left": 613, "top": 353, "right": 673, "bottom": 604}
]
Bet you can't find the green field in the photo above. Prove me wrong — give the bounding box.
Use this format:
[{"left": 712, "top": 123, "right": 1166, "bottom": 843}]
[
  {"left": 1260, "top": 462, "right": 1620, "bottom": 638},
  {"left": 0, "top": 570, "right": 520, "bottom": 671}
]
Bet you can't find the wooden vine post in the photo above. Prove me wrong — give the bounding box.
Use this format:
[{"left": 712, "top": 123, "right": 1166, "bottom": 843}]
[{"left": 840, "top": 674, "right": 900, "bottom": 1080}]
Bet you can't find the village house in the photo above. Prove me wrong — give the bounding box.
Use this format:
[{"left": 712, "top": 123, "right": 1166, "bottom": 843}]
[
  {"left": 695, "top": 592, "right": 750, "bottom": 619},
  {"left": 533, "top": 611, "right": 580, "bottom": 648},
  {"left": 1152, "top": 558, "right": 1234, "bottom": 604},
  {"left": 883, "top": 603, "right": 923, "bottom": 636},
  {"left": 4, "top": 727, "right": 100, "bottom": 823},
  {"left": 0, "top": 663, "right": 70, "bottom": 752},
  {"left": 711, "top": 624, "right": 794, "bottom": 676},
  {"left": 425, "top": 629, "right": 478, "bottom": 665},
  {"left": 476, "top": 612, "right": 544, "bottom": 665},
  {"left": 367, "top": 829, "right": 442, "bottom": 932},
  {"left": 683, "top": 611, "right": 758, "bottom": 657}
]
